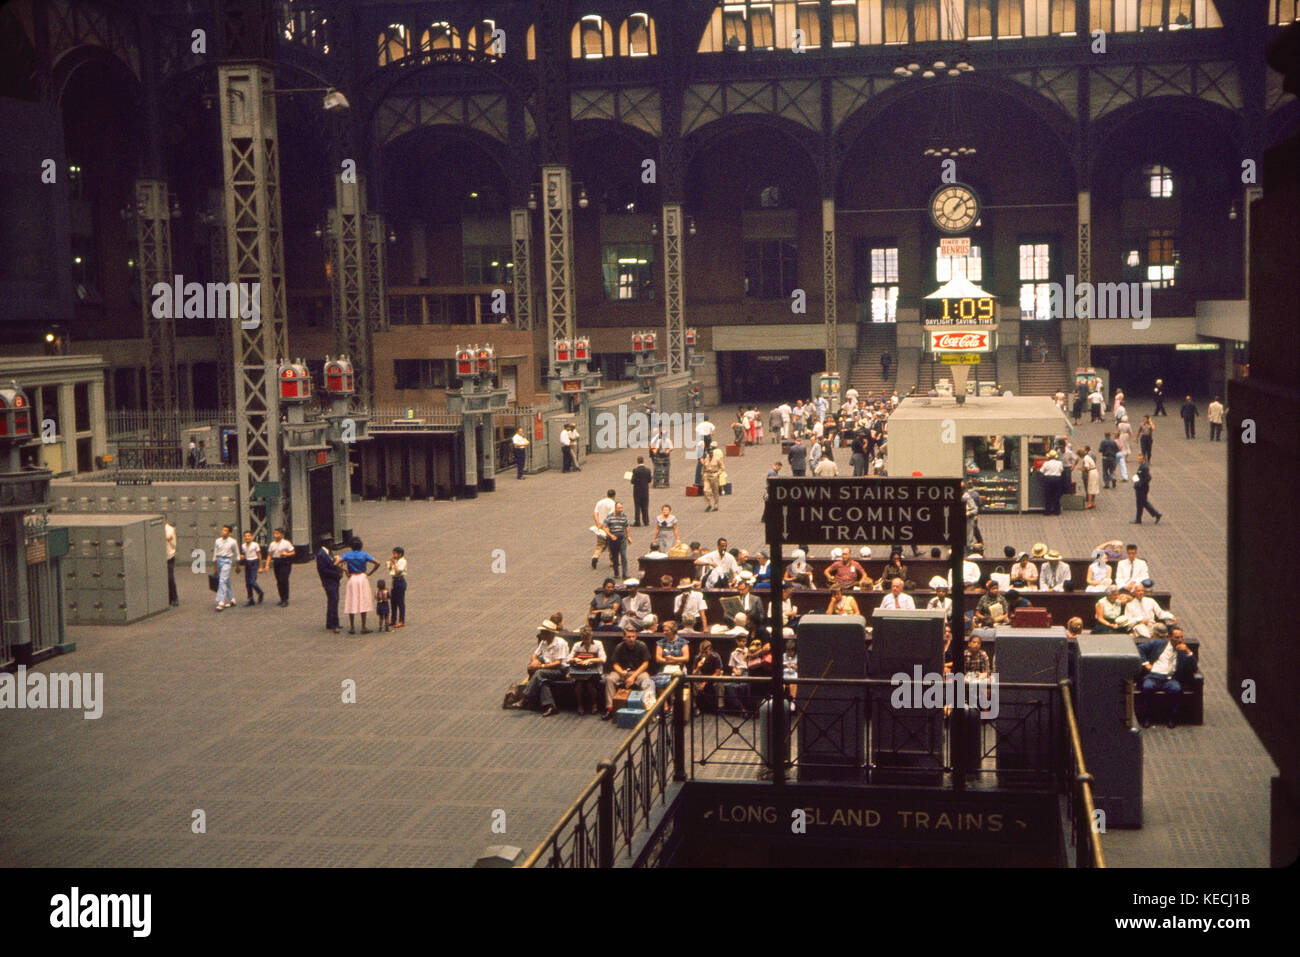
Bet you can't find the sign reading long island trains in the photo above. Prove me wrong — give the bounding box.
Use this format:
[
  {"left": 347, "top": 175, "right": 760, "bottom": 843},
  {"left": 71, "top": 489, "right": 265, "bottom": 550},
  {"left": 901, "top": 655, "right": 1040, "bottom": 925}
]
[{"left": 764, "top": 477, "right": 963, "bottom": 546}]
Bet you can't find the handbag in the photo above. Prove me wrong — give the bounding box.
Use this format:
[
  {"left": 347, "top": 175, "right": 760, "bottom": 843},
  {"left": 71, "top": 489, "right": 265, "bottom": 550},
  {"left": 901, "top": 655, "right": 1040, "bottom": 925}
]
[
  {"left": 667, "top": 542, "right": 690, "bottom": 558},
  {"left": 611, "top": 688, "right": 632, "bottom": 710},
  {"left": 208, "top": 573, "right": 219, "bottom": 592}
]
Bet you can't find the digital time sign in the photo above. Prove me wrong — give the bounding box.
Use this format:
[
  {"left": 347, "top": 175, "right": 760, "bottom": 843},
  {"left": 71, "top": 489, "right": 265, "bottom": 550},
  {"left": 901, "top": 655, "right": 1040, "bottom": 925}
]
[{"left": 922, "top": 296, "right": 996, "bottom": 325}]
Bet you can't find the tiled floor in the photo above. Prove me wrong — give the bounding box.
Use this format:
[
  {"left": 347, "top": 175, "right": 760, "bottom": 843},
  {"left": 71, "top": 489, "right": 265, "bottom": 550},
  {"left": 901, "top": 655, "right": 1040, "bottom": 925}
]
[{"left": 0, "top": 399, "right": 1273, "bottom": 867}]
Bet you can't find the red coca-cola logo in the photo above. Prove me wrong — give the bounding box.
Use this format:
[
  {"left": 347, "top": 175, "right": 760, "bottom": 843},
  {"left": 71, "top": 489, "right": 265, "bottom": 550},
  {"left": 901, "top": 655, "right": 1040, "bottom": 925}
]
[{"left": 932, "top": 332, "right": 988, "bottom": 350}]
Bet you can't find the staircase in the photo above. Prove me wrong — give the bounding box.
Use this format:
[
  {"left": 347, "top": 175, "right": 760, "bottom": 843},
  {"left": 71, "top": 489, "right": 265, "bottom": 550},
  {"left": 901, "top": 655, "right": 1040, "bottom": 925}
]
[
  {"left": 1017, "top": 325, "right": 1071, "bottom": 396},
  {"left": 846, "top": 323, "right": 899, "bottom": 400},
  {"left": 916, "top": 351, "right": 999, "bottom": 392}
]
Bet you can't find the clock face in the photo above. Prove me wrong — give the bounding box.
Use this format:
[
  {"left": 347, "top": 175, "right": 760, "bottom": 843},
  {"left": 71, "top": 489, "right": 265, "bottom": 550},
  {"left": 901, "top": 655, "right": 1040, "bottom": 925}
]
[{"left": 930, "top": 184, "right": 980, "bottom": 234}]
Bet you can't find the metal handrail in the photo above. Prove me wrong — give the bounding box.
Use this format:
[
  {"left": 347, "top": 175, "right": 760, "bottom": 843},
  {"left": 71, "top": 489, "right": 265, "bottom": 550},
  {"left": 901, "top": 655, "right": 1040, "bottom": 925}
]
[
  {"left": 520, "top": 675, "right": 683, "bottom": 868},
  {"left": 1059, "top": 679, "right": 1106, "bottom": 868}
]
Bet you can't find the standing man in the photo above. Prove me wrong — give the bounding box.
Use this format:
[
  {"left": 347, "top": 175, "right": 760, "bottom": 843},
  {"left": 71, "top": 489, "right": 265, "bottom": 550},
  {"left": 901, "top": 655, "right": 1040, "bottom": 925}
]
[
  {"left": 559, "top": 422, "right": 576, "bottom": 473},
  {"left": 1132, "top": 454, "right": 1163, "bottom": 525},
  {"left": 266, "top": 527, "right": 295, "bottom": 607},
  {"left": 241, "top": 530, "right": 265, "bottom": 606},
  {"left": 788, "top": 436, "right": 808, "bottom": 476},
  {"left": 212, "top": 525, "right": 239, "bottom": 611},
  {"left": 1180, "top": 396, "right": 1198, "bottom": 439},
  {"left": 1088, "top": 384, "right": 1104, "bottom": 423},
  {"left": 592, "top": 489, "right": 616, "bottom": 569},
  {"left": 164, "top": 519, "right": 178, "bottom": 607},
  {"left": 511, "top": 427, "right": 529, "bottom": 479},
  {"left": 1207, "top": 396, "right": 1225, "bottom": 441},
  {"left": 701, "top": 443, "right": 725, "bottom": 512},
  {"left": 1038, "top": 451, "right": 1064, "bottom": 515},
  {"left": 1153, "top": 378, "right": 1168, "bottom": 416},
  {"left": 881, "top": 351, "right": 892, "bottom": 380},
  {"left": 1099, "top": 433, "right": 1119, "bottom": 489},
  {"left": 630, "top": 456, "right": 652, "bottom": 526},
  {"left": 602, "top": 502, "right": 632, "bottom": 579},
  {"left": 648, "top": 424, "right": 672, "bottom": 488},
  {"left": 962, "top": 480, "right": 983, "bottom": 549},
  {"left": 695, "top": 415, "right": 715, "bottom": 452},
  {"left": 316, "top": 537, "right": 341, "bottom": 633},
  {"left": 1138, "top": 414, "right": 1156, "bottom": 463}
]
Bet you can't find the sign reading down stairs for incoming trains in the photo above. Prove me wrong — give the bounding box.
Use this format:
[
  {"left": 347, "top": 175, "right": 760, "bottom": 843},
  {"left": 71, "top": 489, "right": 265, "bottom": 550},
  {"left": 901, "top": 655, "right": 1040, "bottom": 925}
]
[{"left": 763, "top": 478, "right": 964, "bottom": 546}]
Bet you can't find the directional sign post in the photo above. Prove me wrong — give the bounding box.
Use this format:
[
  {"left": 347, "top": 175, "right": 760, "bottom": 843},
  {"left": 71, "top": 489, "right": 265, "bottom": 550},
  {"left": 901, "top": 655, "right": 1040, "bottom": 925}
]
[{"left": 762, "top": 477, "right": 968, "bottom": 787}]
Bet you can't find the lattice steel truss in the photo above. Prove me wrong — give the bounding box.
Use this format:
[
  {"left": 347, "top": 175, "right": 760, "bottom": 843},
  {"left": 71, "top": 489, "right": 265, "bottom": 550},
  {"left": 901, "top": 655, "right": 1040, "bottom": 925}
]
[
  {"left": 136, "top": 179, "right": 178, "bottom": 430},
  {"left": 1077, "top": 191, "right": 1091, "bottom": 368},
  {"left": 662, "top": 203, "right": 685, "bottom": 375},
  {"left": 330, "top": 175, "right": 369, "bottom": 408},
  {"left": 510, "top": 208, "right": 533, "bottom": 331},
  {"left": 822, "top": 197, "right": 838, "bottom": 374},
  {"left": 209, "top": 203, "right": 235, "bottom": 412},
  {"left": 365, "top": 211, "right": 389, "bottom": 338},
  {"left": 218, "top": 63, "right": 288, "bottom": 542},
  {"left": 542, "top": 165, "right": 576, "bottom": 374}
]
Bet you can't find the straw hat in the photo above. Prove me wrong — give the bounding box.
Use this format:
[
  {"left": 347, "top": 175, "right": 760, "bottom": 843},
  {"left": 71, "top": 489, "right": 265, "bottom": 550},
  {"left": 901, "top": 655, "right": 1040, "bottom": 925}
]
[{"left": 1030, "top": 543, "right": 1048, "bottom": 559}]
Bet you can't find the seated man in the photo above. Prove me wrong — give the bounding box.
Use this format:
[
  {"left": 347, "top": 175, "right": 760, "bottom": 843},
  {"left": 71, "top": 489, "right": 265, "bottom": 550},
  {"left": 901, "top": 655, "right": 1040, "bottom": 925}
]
[
  {"left": 926, "top": 577, "right": 952, "bottom": 618},
  {"left": 949, "top": 549, "right": 983, "bottom": 591},
  {"left": 824, "top": 547, "right": 869, "bottom": 589},
  {"left": 674, "top": 578, "right": 709, "bottom": 631},
  {"left": 1137, "top": 624, "right": 1197, "bottom": 728},
  {"left": 601, "top": 628, "right": 656, "bottom": 721},
  {"left": 878, "top": 577, "right": 915, "bottom": 610},
  {"left": 1115, "top": 543, "right": 1152, "bottom": 591},
  {"left": 506, "top": 621, "right": 571, "bottom": 717},
  {"left": 695, "top": 537, "right": 740, "bottom": 588},
  {"left": 964, "top": 633, "right": 992, "bottom": 677},
  {"left": 588, "top": 578, "right": 623, "bottom": 630},
  {"left": 1038, "top": 549, "right": 1071, "bottom": 592},
  {"left": 973, "top": 581, "right": 1010, "bottom": 631},
  {"left": 617, "top": 578, "right": 654, "bottom": 631},
  {"left": 1124, "top": 582, "right": 1176, "bottom": 639},
  {"left": 733, "top": 578, "right": 766, "bottom": 629}
]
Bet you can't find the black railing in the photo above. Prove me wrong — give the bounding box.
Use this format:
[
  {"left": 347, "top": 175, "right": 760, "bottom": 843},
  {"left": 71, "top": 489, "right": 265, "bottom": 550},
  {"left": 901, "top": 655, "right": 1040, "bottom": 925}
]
[{"left": 524, "top": 673, "right": 1105, "bottom": 868}]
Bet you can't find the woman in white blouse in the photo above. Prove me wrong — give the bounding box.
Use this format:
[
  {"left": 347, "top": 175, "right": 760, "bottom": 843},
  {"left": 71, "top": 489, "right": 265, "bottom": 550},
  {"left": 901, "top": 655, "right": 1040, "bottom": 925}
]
[{"left": 1085, "top": 551, "right": 1113, "bottom": 593}]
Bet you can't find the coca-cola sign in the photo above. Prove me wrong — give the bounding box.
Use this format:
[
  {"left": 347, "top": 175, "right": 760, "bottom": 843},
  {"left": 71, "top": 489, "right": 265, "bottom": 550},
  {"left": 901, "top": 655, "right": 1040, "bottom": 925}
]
[{"left": 930, "top": 330, "right": 990, "bottom": 352}]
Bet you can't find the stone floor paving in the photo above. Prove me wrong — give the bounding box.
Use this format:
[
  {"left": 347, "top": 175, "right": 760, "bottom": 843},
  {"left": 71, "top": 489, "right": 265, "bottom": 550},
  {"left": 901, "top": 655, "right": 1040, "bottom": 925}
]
[{"left": 0, "top": 399, "right": 1273, "bottom": 867}]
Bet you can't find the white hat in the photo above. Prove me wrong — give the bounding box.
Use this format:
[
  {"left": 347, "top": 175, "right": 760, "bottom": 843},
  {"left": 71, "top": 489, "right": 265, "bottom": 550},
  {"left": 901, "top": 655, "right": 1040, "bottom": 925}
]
[
  {"left": 830, "top": 548, "right": 843, "bottom": 559},
  {"left": 540, "top": 620, "right": 559, "bottom": 632},
  {"left": 859, "top": 546, "right": 872, "bottom": 558},
  {"left": 792, "top": 549, "right": 806, "bottom": 560},
  {"left": 623, "top": 578, "right": 640, "bottom": 587},
  {"left": 929, "top": 576, "right": 948, "bottom": 590},
  {"left": 737, "top": 570, "right": 755, "bottom": 583},
  {"left": 782, "top": 627, "right": 795, "bottom": 639},
  {"left": 709, "top": 624, "right": 728, "bottom": 634}
]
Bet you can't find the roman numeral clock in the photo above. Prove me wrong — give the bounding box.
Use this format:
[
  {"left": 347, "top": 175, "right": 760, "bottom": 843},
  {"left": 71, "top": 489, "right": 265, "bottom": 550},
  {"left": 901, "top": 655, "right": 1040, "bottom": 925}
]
[{"left": 929, "top": 183, "right": 980, "bottom": 234}]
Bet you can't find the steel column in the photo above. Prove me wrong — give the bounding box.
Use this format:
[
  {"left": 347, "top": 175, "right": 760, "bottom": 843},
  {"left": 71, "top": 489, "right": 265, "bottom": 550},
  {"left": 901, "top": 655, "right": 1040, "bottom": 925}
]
[
  {"left": 331, "top": 175, "right": 369, "bottom": 408},
  {"left": 218, "top": 63, "right": 289, "bottom": 541},
  {"left": 510, "top": 207, "right": 534, "bottom": 332},
  {"left": 365, "top": 211, "right": 389, "bottom": 342},
  {"left": 823, "top": 196, "right": 838, "bottom": 374},
  {"left": 662, "top": 203, "right": 685, "bottom": 375},
  {"left": 1077, "top": 190, "right": 1091, "bottom": 368},
  {"left": 542, "top": 165, "right": 576, "bottom": 376},
  {"left": 136, "top": 181, "right": 178, "bottom": 434}
]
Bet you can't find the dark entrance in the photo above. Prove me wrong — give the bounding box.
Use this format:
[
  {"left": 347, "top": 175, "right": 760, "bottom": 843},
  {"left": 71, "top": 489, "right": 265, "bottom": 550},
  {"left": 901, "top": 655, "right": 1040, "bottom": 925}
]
[
  {"left": 718, "top": 350, "right": 823, "bottom": 403},
  {"left": 308, "top": 466, "right": 334, "bottom": 547}
]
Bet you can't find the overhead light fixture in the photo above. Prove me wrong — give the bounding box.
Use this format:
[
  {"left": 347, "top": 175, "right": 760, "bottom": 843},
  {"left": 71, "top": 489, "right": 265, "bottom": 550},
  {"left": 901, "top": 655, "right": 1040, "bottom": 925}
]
[
  {"left": 577, "top": 187, "right": 589, "bottom": 209},
  {"left": 688, "top": 216, "right": 697, "bottom": 237},
  {"left": 527, "top": 189, "right": 538, "bottom": 211},
  {"left": 922, "top": 69, "right": 936, "bottom": 78},
  {"left": 933, "top": 60, "right": 947, "bottom": 70},
  {"left": 322, "top": 89, "right": 350, "bottom": 112},
  {"left": 388, "top": 228, "right": 397, "bottom": 244},
  {"left": 650, "top": 220, "right": 659, "bottom": 238}
]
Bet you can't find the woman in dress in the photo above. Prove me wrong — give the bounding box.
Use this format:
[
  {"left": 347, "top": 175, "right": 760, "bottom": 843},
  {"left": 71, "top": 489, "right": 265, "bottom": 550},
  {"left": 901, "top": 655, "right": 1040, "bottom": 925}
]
[
  {"left": 653, "top": 504, "right": 680, "bottom": 554},
  {"left": 1082, "top": 446, "right": 1100, "bottom": 509},
  {"left": 784, "top": 548, "right": 814, "bottom": 589},
  {"left": 825, "top": 583, "right": 860, "bottom": 617},
  {"left": 337, "top": 536, "right": 381, "bottom": 634},
  {"left": 1115, "top": 416, "right": 1133, "bottom": 482},
  {"left": 1085, "top": 550, "right": 1113, "bottom": 593}
]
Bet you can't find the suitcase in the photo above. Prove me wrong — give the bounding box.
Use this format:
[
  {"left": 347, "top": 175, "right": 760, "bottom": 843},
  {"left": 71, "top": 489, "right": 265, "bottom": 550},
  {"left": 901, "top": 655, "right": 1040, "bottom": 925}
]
[
  {"left": 684, "top": 485, "right": 701, "bottom": 497},
  {"left": 616, "top": 708, "right": 645, "bottom": 729},
  {"left": 725, "top": 443, "right": 741, "bottom": 456},
  {"left": 722, "top": 483, "right": 733, "bottom": 496},
  {"left": 626, "top": 690, "right": 649, "bottom": 711},
  {"left": 1011, "top": 606, "right": 1053, "bottom": 628},
  {"left": 611, "top": 688, "right": 631, "bottom": 710}
]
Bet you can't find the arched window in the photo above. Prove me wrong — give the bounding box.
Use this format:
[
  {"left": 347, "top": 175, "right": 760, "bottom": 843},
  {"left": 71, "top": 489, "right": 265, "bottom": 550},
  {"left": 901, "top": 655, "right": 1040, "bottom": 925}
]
[
  {"left": 526, "top": 24, "right": 537, "bottom": 59},
  {"left": 1143, "top": 164, "right": 1175, "bottom": 198},
  {"left": 1091, "top": 0, "right": 1222, "bottom": 32},
  {"left": 420, "top": 22, "right": 461, "bottom": 53},
  {"left": 378, "top": 24, "right": 408, "bottom": 65},
  {"left": 620, "top": 12, "right": 658, "bottom": 57},
  {"left": 469, "top": 19, "right": 505, "bottom": 56},
  {"left": 572, "top": 14, "right": 613, "bottom": 59}
]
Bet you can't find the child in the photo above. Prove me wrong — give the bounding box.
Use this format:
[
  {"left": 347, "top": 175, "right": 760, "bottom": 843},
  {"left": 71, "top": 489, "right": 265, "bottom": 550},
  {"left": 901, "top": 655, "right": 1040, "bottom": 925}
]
[{"left": 375, "top": 580, "right": 391, "bottom": 632}]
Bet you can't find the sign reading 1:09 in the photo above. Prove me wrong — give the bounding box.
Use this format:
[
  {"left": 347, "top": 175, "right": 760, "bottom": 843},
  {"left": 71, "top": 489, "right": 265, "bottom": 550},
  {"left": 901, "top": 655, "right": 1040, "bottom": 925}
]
[{"left": 922, "top": 296, "right": 995, "bottom": 325}]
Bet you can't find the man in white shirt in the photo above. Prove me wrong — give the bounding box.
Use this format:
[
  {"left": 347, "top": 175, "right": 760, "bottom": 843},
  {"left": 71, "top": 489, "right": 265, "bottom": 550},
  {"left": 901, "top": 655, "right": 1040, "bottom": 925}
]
[
  {"left": 813, "top": 453, "right": 838, "bottom": 477},
  {"left": 212, "top": 525, "right": 239, "bottom": 610},
  {"left": 507, "top": 621, "right": 571, "bottom": 717},
  {"left": 559, "top": 423, "right": 577, "bottom": 473},
  {"left": 926, "top": 577, "right": 952, "bottom": 618},
  {"left": 1126, "top": 583, "right": 1176, "bottom": 639},
  {"left": 777, "top": 402, "right": 792, "bottom": 440},
  {"left": 948, "top": 550, "right": 983, "bottom": 590},
  {"left": 1115, "top": 544, "right": 1151, "bottom": 589},
  {"left": 695, "top": 537, "right": 739, "bottom": 588},
  {"left": 878, "top": 578, "right": 916, "bottom": 610},
  {"left": 164, "top": 520, "right": 179, "bottom": 606},
  {"left": 266, "top": 527, "right": 296, "bottom": 607},
  {"left": 1207, "top": 397, "right": 1225, "bottom": 441},
  {"left": 648, "top": 426, "right": 672, "bottom": 487},
  {"left": 241, "top": 531, "right": 265, "bottom": 606},
  {"left": 674, "top": 578, "right": 709, "bottom": 631},
  {"left": 814, "top": 395, "right": 828, "bottom": 422},
  {"left": 511, "top": 427, "right": 529, "bottom": 479},
  {"left": 618, "top": 579, "right": 654, "bottom": 631},
  {"left": 591, "top": 489, "right": 616, "bottom": 569},
  {"left": 1038, "top": 451, "right": 1065, "bottom": 515},
  {"left": 695, "top": 416, "right": 716, "bottom": 451},
  {"left": 1038, "top": 550, "right": 1071, "bottom": 591}
]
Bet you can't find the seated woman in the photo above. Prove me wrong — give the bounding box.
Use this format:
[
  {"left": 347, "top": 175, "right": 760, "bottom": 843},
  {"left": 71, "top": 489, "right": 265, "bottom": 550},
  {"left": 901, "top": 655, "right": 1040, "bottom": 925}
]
[
  {"left": 826, "top": 583, "right": 861, "bottom": 617},
  {"left": 1009, "top": 553, "right": 1039, "bottom": 589},
  {"left": 566, "top": 626, "right": 607, "bottom": 715},
  {"left": 655, "top": 621, "right": 690, "bottom": 679},
  {"left": 876, "top": 550, "right": 908, "bottom": 590},
  {"left": 777, "top": 583, "right": 800, "bottom": 629},
  {"left": 784, "top": 548, "right": 815, "bottom": 589},
  {"left": 690, "top": 639, "right": 724, "bottom": 714},
  {"left": 1085, "top": 551, "right": 1113, "bottom": 593},
  {"left": 1092, "top": 586, "right": 1132, "bottom": 634}
]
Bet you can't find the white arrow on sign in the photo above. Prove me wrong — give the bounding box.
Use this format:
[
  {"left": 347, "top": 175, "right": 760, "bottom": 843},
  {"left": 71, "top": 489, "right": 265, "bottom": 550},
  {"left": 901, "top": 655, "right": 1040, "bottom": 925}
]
[
  {"left": 943, "top": 505, "right": 950, "bottom": 541},
  {"left": 782, "top": 505, "right": 789, "bottom": 539}
]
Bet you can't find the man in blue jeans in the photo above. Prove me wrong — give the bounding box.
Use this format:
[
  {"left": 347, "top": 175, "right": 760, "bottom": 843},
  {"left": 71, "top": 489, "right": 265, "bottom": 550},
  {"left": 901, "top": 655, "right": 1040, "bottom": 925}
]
[
  {"left": 602, "top": 502, "right": 631, "bottom": 579},
  {"left": 212, "top": 525, "right": 239, "bottom": 610}
]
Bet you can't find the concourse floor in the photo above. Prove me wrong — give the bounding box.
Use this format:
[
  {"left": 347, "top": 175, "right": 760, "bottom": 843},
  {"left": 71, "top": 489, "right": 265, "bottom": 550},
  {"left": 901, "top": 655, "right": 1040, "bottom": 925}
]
[{"left": 0, "top": 400, "right": 1272, "bottom": 867}]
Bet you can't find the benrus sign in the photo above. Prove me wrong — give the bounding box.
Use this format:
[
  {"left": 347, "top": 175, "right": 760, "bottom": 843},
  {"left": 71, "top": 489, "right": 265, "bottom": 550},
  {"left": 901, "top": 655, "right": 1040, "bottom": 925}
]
[{"left": 929, "top": 330, "right": 991, "bottom": 353}]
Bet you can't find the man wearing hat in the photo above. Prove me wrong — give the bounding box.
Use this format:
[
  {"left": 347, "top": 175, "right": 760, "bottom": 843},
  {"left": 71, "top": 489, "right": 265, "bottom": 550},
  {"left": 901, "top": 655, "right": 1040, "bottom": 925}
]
[
  {"left": 618, "top": 578, "right": 654, "bottom": 631},
  {"left": 506, "top": 621, "right": 571, "bottom": 716},
  {"left": 1037, "top": 450, "right": 1065, "bottom": 515},
  {"left": 1038, "top": 549, "right": 1071, "bottom": 591},
  {"left": 926, "top": 577, "right": 952, "bottom": 618},
  {"left": 674, "top": 578, "right": 708, "bottom": 631}
]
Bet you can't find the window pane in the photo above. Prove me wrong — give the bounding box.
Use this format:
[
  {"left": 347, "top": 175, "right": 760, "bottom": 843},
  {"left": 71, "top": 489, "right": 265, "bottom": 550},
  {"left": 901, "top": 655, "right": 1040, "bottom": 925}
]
[
  {"left": 832, "top": 1, "right": 858, "bottom": 43},
  {"left": 797, "top": 3, "right": 822, "bottom": 47},
  {"left": 883, "top": 0, "right": 909, "bottom": 42},
  {"left": 999, "top": 0, "right": 1024, "bottom": 36},
  {"left": 968, "top": 0, "right": 994, "bottom": 38},
  {"left": 914, "top": 0, "right": 940, "bottom": 40},
  {"left": 752, "top": 7, "right": 776, "bottom": 48}
]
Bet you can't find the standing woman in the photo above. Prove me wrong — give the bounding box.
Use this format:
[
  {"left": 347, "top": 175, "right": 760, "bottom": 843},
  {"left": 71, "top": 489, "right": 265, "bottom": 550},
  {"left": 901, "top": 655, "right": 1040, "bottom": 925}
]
[
  {"left": 1081, "top": 446, "right": 1100, "bottom": 509},
  {"left": 1138, "top": 415, "right": 1155, "bottom": 463},
  {"left": 653, "top": 505, "right": 680, "bottom": 554},
  {"left": 849, "top": 431, "right": 868, "bottom": 477},
  {"left": 338, "top": 536, "right": 381, "bottom": 634}
]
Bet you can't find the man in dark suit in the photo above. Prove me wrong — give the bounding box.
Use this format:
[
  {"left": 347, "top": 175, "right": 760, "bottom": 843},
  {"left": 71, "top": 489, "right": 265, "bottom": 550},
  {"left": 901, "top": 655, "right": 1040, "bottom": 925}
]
[
  {"left": 1180, "top": 396, "right": 1198, "bottom": 438},
  {"left": 1137, "top": 625, "right": 1197, "bottom": 728},
  {"left": 1131, "top": 454, "right": 1162, "bottom": 525},
  {"left": 316, "top": 537, "right": 341, "bottom": 634},
  {"left": 630, "top": 456, "right": 652, "bottom": 526}
]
